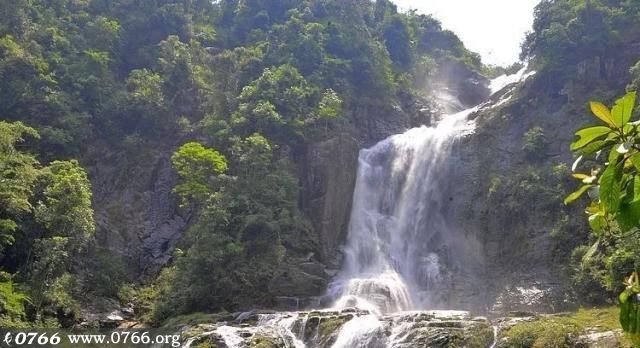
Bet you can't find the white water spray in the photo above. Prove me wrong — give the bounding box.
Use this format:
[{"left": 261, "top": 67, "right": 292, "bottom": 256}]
[{"left": 328, "top": 106, "right": 476, "bottom": 314}]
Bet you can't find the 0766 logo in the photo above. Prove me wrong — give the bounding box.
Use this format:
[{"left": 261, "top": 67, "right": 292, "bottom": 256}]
[{"left": 3, "top": 332, "right": 61, "bottom": 346}]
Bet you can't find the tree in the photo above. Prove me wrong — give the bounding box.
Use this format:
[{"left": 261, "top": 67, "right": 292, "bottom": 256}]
[
  {"left": 522, "top": 126, "right": 548, "bottom": 161},
  {"left": 35, "top": 160, "right": 95, "bottom": 247},
  {"left": 29, "top": 160, "right": 94, "bottom": 319},
  {"left": 0, "top": 120, "right": 96, "bottom": 326},
  {"left": 171, "top": 142, "right": 228, "bottom": 205},
  {"left": 125, "top": 68, "right": 168, "bottom": 133},
  {"left": 309, "top": 88, "right": 343, "bottom": 136},
  {"left": 565, "top": 91, "right": 640, "bottom": 341},
  {"left": 383, "top": 15, "right": 412, "bottom": 68},
  {"left": 0, "top": 121, "right": 39, "bottom": 255},
  {"left": 231, "top": 64, "right": 314, "bottom": 143}
]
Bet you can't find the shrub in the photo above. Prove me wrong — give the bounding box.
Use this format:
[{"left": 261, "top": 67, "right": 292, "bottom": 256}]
[{"left": 522, "top": 126, "right": 547, "bottom": 160}]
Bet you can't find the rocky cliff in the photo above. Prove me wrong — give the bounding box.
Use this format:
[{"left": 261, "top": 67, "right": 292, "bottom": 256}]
[
  {"left": 438, "top": 47, "right": 640, "bottom": 313},
  {"left": 84, "top": 56, "right": 495, "bottom": 310}
]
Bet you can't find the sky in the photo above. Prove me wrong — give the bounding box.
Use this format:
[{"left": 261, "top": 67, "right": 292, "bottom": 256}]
[{"left": 392, "top": 0, "right": 541, "bottom": 67}]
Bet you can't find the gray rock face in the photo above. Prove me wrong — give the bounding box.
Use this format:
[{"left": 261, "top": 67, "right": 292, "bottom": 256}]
[
  {"left": 300, "top": 135, "right": 359, "bottom": 266},
  {"left": 139, "top": 156, "right": 190, "bottom": 275},
  {"left": 433, "top": 61, "right": 491, "bottom": 108},
  {"left": 436, "top": 48, "right": 640, "bottom": 313},
  {"left": 88, "top": 144, "right": 189, "bottom": 277},
  {"left": 269, "top": 261, "right": 328, "bottom": 299}
]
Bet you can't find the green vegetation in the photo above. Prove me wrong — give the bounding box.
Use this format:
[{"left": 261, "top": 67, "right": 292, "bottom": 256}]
[
  {"left": 565, "top": 92, "right": 640, "bottom": 340},
  {"left": 523, "top": 0, "right": 640, "bottom": 91},
  {"left": 522, "top": 126, "right": 548, "bottom": 161},
  {"left": 6, "top": 0, "right": 640, "bottom": 336},
  {"left": 498, "top": 307, "right": 635, "bottom": 348},
  {"left": 0, "top": 0, "right": 489, "bottom": 326},
  {"left": 0, "top": 121, "right": 94, "bottom": 327}
]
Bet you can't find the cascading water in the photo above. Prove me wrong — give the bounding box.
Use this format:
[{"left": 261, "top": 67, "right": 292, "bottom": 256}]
[
  {"left": 195, "top": 69, "right": 535, "bottom": 348},
  {"left": 328, "top": 107, "right": 476, "bottom": 314}
]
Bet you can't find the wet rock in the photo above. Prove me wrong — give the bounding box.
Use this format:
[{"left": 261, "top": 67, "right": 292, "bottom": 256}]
[
  {"left": 433, "top": 61, "right": 491, "bottom": 107},
  {"left": 182, "top": 309, "right": 495, "bottom": 348},
  {"left": 300, "top": 135, "right": 359, "bottom": 266},
  {"left": 269, "top": 264, "right": 328, "bottom": 299}
]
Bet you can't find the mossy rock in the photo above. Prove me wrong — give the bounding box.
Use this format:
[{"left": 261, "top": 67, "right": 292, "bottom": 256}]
[
  {"left": 497, "top": 307, "right": 636, "bottom": 348},
  {"left": 189, "top": 336, "right": 219, "bottom": 348},
  {"left": 318, "top": 315, "right": 352, "bottom": 338},
  {"left": 250, "top": 335, "right": 281, "bottom": 348},
  {"left": 465, "top": 322, "right": 495, "bottom": 348},
  {"left": 497, "top": 320, "right": 580, "bottom": 348},
  {"left": 395, "top": 320, "right": 493, "bottom": 348},
  {"left": 193, "top": 342, "right": 217, "bottom": 348}
]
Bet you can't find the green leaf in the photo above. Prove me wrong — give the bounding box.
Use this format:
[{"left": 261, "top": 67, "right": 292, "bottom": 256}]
[
  {"left": 590, "top": 101, "right": 616, "bottom": 127},
  {"left": 570, "top": 126, "right": 612, "bottom": 150},
  {"left": 609, "top": 147, "right": 622, "bottom": 164},
  {"left": 588, "top": 214, "right": 606, "bottom": 232},
  {"left": 620, "top": 289, "right": 632, "bottom": 304},
  {"left": 618, "top": 201, "right": 640, "bottom": 231},
  {"left": 579, "top": 140, "right": 611, "bottom": 155},
  {"left": 619, "top": 92, "right": 636, "bottom": 125},
  {"left": 600, "top": 162, "right": 622, "bottom": 213},
  {"left": 564, "top": 184, "right": 594, "bottom": 205},
  {"left": 631, "top": 153, "right": 640, "bottom": 171},
  {"left": 619, "top": 296, "right": 632, "bottom": 331},
  {"left": 633, "top": 177, "right": 640, "bottom": 203}
]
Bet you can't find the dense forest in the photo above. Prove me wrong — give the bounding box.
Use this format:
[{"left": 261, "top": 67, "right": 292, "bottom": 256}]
[
  {"left": 1, "top": 0, "right": 640, "bottom": 345},
  {"left": 0, "top": 0, "right": 488, "bottom": 327}
]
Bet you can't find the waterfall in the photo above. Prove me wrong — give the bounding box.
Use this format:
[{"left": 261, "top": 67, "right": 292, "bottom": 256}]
[
  {"left": 328, "top": 106, "right": 477, "bottom": 315},
  {"left": 328, "top": 67, "right": 537, "bottom": 315}
]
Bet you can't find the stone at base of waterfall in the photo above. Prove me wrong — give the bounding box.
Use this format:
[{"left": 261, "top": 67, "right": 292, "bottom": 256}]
[
  {"left": 181, "top": 309, "right": 494, "bottom": 348},
  {"left": 576, "top": 329, "right": 626, "bottom": 348}
]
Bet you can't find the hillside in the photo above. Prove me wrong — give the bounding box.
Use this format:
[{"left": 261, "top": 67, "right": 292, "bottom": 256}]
[{"left": 1, "top": 2, "right": 640, "bottom": 346}]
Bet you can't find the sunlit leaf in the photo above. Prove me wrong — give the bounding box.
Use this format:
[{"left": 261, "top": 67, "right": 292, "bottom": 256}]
[
  {"left": 620, "top": 288, "right": 631, "bottom": 304},
  {"left": 571, "top": 126, "right": 612, "bottom": 150},
  {"left": 612, "top": 102, "right": 624, "bottom": 128},
  {"left": 631, "top": 153, "right": 640, "bottom": 171},
  {"left": 585, "top": 202, "right": 601, "bottom": 215},
  {"left": 564, "top": 184, "right": 594, "bottom": 205},
  {"left": 621, "top": 92, "right": 636, "bottom": 125},
  {"left": 590, "top": 101, "right": 616, "bottom": 127},
  {"left": 572, "top": 173, "right": 597, "bottom": 184}
]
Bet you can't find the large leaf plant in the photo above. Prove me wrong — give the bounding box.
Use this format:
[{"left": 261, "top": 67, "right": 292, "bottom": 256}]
[{"left": 565, "top": 91, "right": 640, "bottom": 339}]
